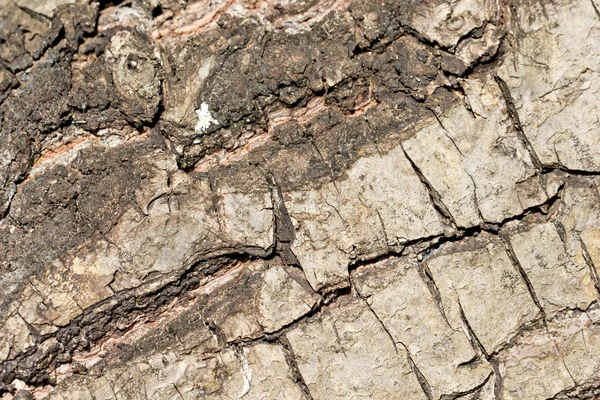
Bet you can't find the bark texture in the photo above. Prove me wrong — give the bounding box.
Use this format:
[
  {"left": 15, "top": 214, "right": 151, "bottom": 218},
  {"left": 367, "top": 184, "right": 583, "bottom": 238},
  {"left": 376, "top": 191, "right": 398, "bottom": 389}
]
[{"left": 0, "top": 0, "right": 599, "bottom": 398}]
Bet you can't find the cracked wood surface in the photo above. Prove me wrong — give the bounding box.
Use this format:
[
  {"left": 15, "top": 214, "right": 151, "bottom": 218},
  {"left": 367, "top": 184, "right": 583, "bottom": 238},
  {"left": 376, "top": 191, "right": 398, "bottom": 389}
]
[{"left": 0, "top": 0, "right": 599, "bottom": 399}]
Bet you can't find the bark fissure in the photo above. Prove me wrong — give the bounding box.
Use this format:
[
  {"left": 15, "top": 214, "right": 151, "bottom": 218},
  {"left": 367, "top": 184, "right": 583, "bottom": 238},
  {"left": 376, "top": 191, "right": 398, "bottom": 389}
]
[
  {"left": 278, "top": 336, "right": 315, "bottom": 400},
  {"left": 500, "top": 234, "right": 547, "bottom": 320},
  {"left": 400, "top": 143, "right": 457, "bottom": 226},
  {"left": 494, "top": 74, "right": 543, "bottom": 171},
  {"left": 578, "top": 235, "right": 600, "bottom": 297},
  {"left": 3, "top": 0, "right": 600, "bottom": 398},
  {"left": 265, "top": 171, "right": 300, "bottom": 266},
  {"left": 400, "top": 343, "right": 433, "bottom": 400}
]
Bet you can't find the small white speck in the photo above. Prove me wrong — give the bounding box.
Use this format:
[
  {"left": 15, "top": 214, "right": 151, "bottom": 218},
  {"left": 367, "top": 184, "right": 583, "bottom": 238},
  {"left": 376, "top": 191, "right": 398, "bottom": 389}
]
[{"left": 195, "top": 102, "right": 219, "bottom": 133}]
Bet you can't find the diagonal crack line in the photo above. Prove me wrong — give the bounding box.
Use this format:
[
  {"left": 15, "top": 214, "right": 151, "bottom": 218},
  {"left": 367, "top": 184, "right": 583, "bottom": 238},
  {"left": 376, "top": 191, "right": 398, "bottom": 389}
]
[
  {"left": 278, "top": 336, "right": 315, "bottom": 400},
  {"left": 466, "top": 172, "right": 486, "bottom": 223},
  {"left": 591, "top": 0, "right": 600, "bottom": 20},
  {"left": 173, "top": 383, "right": 185, "bottom": 399},
  {"left": 427, "top": 107, "right": 466, "bottom": 158},
  {"left": 455, "top": 299, "right": 504, "bottom": 399},
  {"left": 458, "top": 299, "right": 489, "bottom": 359},
  {"left": 400, "top": 143, "right": 457, "bottom": 227},
  {"left": 351, "top": 280, "right": 398, "bottom": 354},
  {"left": 417, "top": 262, "right": 452, "bottom": 327},
  {"left": 499, "top": 234, "right": 546, "bottom": 320},
  {"left": 398, "top": 342, "right": 433, "bottom": 400},
  {"left": 264, "top": 171, "right": 300, "bottom": 267},
  {"left": 578, "top": 234, "right": 600, "bottom": 297},
  {"left": 494, "top": 75, "right": 543, "bottom": 171}
]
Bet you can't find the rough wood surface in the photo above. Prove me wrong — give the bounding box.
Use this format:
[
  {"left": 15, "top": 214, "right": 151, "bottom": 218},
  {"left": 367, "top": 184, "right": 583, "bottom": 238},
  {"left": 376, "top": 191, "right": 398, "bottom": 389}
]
[{"left": 0, "top": 0, "right": 599, "bottom": 398}]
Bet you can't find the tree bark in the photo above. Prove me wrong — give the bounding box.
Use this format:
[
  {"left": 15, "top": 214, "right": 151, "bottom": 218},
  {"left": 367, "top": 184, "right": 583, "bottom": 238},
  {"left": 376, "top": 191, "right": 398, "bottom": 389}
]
[{"left": 0, "top": 0, "right": 599, "bottom": 398}]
